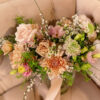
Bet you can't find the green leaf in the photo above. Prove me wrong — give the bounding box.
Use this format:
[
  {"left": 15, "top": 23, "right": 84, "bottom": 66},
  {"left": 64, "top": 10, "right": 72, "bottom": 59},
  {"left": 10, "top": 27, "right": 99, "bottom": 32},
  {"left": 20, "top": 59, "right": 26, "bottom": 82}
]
[
  {"left": 62, "top": 72, "right": 74, "bottom": 86},
  {"left": 87, "top": 70, "right": 93, "bottom": 75},
  {"left": 67, "top": 79, "right": 74, "bottom": 86},
  {"left": 22, "top": 51, "right": 47, "bottom": 79},
  {"left": 90, "top": 46, "right": 96, "bottom": 51},
  {"left": 81, "top": 34, "right": 85, "bottom": 41},
  {"left": 0, "top": 49, "right": 3, "bottom": 55},
  {"left": 92, "top": 53, "right": 100, "bottom": 58},
  {"left": 81, "top": 63, "right": 91, "bottom": 71},
  {"left": 74, "top": 34, "right": 82, "bottom": 40},
  {"left": 10, "top": 69, "right": 17, "bottom": 75},
  {"left": 74, "top": 65, "right": 81, "bottom": 72},
  {"left": 88, "top": 23, "right": 94, "bottom": 34},
  {"left": 16, "top": 16, "right": 24, "bottom": 24},
  {"left": 97, "top": 32, "right": 100, "bottom": 39},
  {"left": 4, "top": 35, "right": 16, "bottom": 43},
  {"left": 16, "top": 75, "right": 23, "bottom": 78},
  {"left": 72, "top": 56, "right": 77, "bottom": 62},
  {"left": 81, "top": 47, "right": 88, "bottom": 54},
  {"left": 28, "top": 19, "right": 34, "bottom": 24},
  {"left": 81, "top": 71, "right": 91, "bottom": 81}
]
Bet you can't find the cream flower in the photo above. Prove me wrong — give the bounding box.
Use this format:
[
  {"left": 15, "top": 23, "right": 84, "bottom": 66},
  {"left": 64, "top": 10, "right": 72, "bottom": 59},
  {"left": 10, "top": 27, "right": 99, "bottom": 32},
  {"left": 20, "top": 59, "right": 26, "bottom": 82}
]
[
  {"left": 59, "top": 17, "right": 72, "bottom": 26},
  {"left": 63, "top": 37, "right": 81, "bottom": 56},
  {"left": 36, "top": 40, "right": 55, "bottom": 57},
  {"left": 73, "top": 15, "right": 92, "bottom": 33},
  {"left": 9, "top": 44, "right": 25, "bottom": 69},
  {"left": 40, "top": 56, "right": 69, "bottom": 79},
  {"left": 15, "top": 24, "right": 39, "bottom": 44},
  {"left": 1, "top": 40, "right": 13, "bottom": 55},
  {"left": 88, "top": 32, "right": 97, "bottom": 42}
]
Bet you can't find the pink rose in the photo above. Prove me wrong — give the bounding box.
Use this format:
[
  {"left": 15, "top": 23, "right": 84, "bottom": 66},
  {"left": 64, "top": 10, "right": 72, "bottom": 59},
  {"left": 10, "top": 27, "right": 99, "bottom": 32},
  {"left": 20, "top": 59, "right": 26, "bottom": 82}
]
[
  {"left": 15, "top": 24, "right": 38, "bottom": 43},
  {"left": 48, "top": 25, "right": 65, "bottom": 38}
]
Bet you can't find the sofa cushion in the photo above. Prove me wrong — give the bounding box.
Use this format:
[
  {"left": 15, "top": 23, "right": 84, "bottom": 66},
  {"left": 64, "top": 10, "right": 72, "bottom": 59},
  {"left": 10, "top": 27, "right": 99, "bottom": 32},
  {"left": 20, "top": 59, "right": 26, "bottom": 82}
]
[
  {"left": 1, "top": 84, "right": 35, "bottom": 100},
  {"left": 0, "top": 0, "right": 75, "bottom": 37},
  {"left": 0, "top": 56, "right": 24, "bottom": 95},
  {"left": 61, "top": 74, "right": 100, "bottom": 100}
]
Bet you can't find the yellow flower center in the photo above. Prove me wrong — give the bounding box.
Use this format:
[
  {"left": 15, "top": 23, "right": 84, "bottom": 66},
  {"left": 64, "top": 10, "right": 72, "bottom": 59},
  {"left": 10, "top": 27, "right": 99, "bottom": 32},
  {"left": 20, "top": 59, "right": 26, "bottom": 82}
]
[{"left": 18, "top": 66, "right": 25, "bottom": 74}]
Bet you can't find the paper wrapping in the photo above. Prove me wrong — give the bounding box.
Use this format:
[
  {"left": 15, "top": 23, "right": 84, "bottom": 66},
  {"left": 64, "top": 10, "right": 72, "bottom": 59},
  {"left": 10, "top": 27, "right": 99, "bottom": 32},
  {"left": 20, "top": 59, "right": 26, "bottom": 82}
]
[{"left": 45, "top": 78, "right": 62, "bottom": 100}]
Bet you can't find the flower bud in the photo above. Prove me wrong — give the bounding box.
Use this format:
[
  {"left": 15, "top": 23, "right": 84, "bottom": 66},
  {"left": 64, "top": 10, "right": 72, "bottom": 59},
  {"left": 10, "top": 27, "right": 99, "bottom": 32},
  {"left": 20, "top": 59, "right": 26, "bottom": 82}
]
[
  {"left": 74, "top": 34, "right": 82, "bottom": 40},
  {"left": 92, "top": 53, "right": 100, "bottom": 58},
  {"left": 81, "top": 47, "right": 88, "bottom": 54}
]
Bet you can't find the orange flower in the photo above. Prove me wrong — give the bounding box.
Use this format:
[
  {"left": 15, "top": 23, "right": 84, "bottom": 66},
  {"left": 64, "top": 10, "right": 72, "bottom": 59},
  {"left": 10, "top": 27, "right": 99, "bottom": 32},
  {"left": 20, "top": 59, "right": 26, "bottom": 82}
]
[
  {"left": 1, "top": 40, "right": 12, "bottom": 55},
  {"left": 9, "top": 44, "right": 25, "bottom": 69},
  {"left": 41, "top": 56, "right": 69, "bottom": 79},
  {"left": 36, "top": 40, "right": 55, "bottom": 57}
]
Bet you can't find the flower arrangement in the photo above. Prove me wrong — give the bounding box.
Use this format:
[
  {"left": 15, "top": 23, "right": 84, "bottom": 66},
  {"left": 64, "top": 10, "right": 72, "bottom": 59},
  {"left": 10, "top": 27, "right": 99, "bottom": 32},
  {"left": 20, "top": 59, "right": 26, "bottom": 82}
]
[{"left": 0, "top": 14, "right": 100, "bottom": 99}]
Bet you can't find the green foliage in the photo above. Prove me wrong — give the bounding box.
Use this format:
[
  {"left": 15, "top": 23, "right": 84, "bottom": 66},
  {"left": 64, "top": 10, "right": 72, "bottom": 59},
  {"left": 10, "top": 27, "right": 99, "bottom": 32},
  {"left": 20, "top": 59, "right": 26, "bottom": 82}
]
[
  {"left": 22, "top": 51, "right": 34, "bottom": 61},
  {"left": 16, "top": 16, "right": 34, "bottom": 25},
  {"left": 22, "top": 51, "right": 47, "bottom": 79},
  {"left": 97, "top": 32, "right": 100, "bottom": 40},
  {"left": 80, "top": 63, "right": 92, "bottom": 81},
  {"left": 4, "top": 35, "right": 16, "bottom": 43},
  {"left": 81, "top": 63, "right": 91, "bottom": 71},
  {"left": 81, "top": 47, "right": 88, "bottom": 54},
  {"left": 81, "top": 71, "right": 91, "bottom": 81},
  {"left": 0, "top": 49, "right": 3, "bottom": 55},
  {"left": 74, "top": 62, "right": 92, "bottom": 81},
  {"left": 72, "top": 56, "right": 77, "bottom": 62},
  {"left": 16, "top": 16, "right": 24, "bottom": 24},
  {"left": 89, "top": 46, "right": 96, "bottom": 51},
  {"left": 74, "top": 33, "right": 85, "bottom": 41},
  {"left": 88, "top": 23, "right": 94, "bottom": 34},
  {"left": 16, "top": 74, "right": 23, "bottom": 79},
  {"left": 92, "top": 53, "right": 100, "bottom": 58},
  {"left": 51, "top": 37, "right": 59, "bottom": 43},
  {"left": 27, "top": 19, "right": 34, "bottom": 24},
  {"left": 73, "top": 56, "right": 82, "bottom": 65},
  {"left": 74, "top": 64, "right": 81, "bottom": 72},
  {"left": 62, "top": 72, "right": 74, "bottom": 86},
  {"left": 10, "top": 69, "right": 17, "bottom": 75}
]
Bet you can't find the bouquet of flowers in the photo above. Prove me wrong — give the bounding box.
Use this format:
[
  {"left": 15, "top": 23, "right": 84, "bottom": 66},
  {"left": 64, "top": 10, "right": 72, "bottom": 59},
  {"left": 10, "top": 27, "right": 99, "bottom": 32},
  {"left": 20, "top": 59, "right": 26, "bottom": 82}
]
[{"left": 0, "top": 14, "right": 100, "bottom": 99}]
